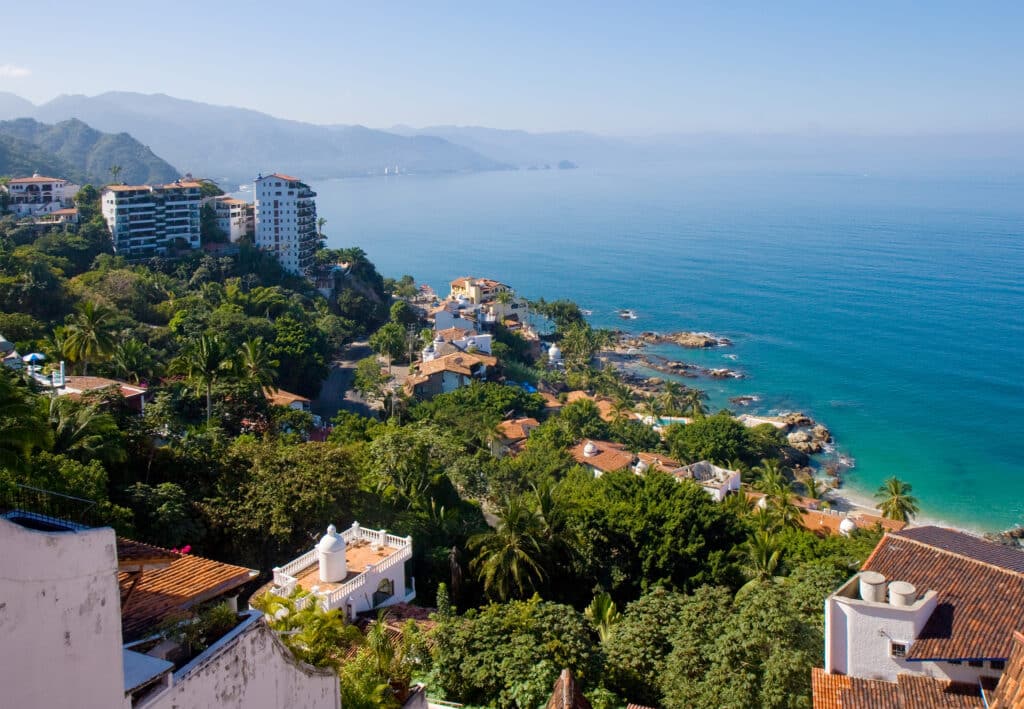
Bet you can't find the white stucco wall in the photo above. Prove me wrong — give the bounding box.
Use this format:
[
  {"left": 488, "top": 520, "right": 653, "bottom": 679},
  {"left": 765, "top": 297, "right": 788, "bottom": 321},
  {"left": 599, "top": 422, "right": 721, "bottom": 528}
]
[
  {"left": 0, "top": 517, "right": 126, "bottom": 709},
  {"left": 141, "top": 613, "right": 340, "bottom": 709}
]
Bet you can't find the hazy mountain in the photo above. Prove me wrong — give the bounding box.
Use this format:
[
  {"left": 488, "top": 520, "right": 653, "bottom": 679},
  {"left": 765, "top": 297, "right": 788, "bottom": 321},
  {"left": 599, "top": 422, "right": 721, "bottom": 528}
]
[
  {"left": 30, "top": 92, "right": 510, "bottom": 186},
  {"left": 0, "top": 91, "right": 35, "bottom": 121},
  {"left": 0, "top": 118, "right": 180, "bottom": 185},
  {"left": 389, "top": 124, "right": 636, "bottom": 168}
]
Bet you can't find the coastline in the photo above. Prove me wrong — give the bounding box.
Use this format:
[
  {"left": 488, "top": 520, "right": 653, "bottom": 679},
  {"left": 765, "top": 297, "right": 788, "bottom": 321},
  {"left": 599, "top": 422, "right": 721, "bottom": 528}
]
[{"left": 600, "top": 330, "right": 988, "bottom": 536}]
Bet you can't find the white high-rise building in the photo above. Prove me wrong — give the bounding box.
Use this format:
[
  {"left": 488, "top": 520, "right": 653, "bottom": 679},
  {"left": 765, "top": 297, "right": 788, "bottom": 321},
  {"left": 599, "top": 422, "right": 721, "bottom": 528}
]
[
  {"left": 204, "top": 195, "right": 253, "bottom": 242},
  {"left": 101, "top": 180, "right": 202, "bottom": 258},
  {"left": 253, "top": 173, "right": 319, "bottom": 276}
]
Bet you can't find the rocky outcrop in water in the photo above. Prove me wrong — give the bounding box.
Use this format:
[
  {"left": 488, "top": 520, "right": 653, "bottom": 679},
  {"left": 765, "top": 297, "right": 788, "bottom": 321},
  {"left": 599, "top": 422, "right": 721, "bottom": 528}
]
[{"left": 619, "top": 331, "right": 733, "bottom": 349}]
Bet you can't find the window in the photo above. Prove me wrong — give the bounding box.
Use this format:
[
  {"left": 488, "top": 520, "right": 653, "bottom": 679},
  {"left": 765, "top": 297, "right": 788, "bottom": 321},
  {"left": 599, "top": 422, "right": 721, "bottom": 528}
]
[
  {"left": 890, "top": 642, "right": 908, "bottom": 658},
  {"left": 991, "top": 660, "right": 1006, "bottom": 670},
  {"left": 968, "top": 660, "right": 984, "bottom": 668},
  {"left": 949, "top": 660, "right": 962, "bottom": 665}
]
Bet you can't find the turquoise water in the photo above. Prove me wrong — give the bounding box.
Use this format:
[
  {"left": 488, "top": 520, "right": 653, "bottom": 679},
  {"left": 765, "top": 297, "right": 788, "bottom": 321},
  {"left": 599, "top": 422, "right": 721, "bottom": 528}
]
[{"left": 312, "top": 168, "right": 1024, "bottom": 532}]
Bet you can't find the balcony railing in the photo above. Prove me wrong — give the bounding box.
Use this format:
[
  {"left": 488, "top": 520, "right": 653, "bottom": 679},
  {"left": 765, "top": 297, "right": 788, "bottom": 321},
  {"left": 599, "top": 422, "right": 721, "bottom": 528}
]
[{"left": 0, "top": 484, "right": 100, "bottom": 530}]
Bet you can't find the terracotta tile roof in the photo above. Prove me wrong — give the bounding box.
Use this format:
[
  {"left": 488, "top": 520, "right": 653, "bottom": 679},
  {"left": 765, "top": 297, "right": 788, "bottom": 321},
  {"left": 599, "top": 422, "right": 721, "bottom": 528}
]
[
  {"left": 417, "top": 352, "right": 496, "bottom": 377},
  {"left": 811, "top": 668, "right": 983, "bottom": 708},
  {"left": 636, "top": 451, "right": 682, "bottom": 473},
  {"left": 564, "top": 391, "right": 617, "bottom": 422},
  {"left": 541, "top": 392, "right": 563, "bottom": 409},
  {"left": 800, "top": 508, "right": 906, "bottom": 536},
  {"left": 62, "top": 375, "right": 147, "bottom": 398},
  {"left": 434, "top": 326, "right": 476, "bottom": 341},
  {"left": 861, "top": 527, "right": 1024, "bottom": 661},
  {"left": 50, "top": 207, "right": 78, "bottom": 216},
  {"left": 546, "top": 669, "right": 592, "bottom": 709},
  {"left": 159, "top": 181, "right": 202, "bottom": 189},
  {"left": 264, "top": 173, "right": 300, "bottom": 182},
  {"left": 990, "top": 630, "right": 1024, "bottom": 708},
  {"left": 263, "top": 387, "right": 310, "bottom": 407},
  {"left": 116, "top": 538, "right": 177, "bottom": 572},
  {"left": 497, "top": 417, "right": 540, "bottom": 442},
  {"left": 626, "top": 705, "right": 657, "bottom": 709},
  {"left": 118, "top": 552, "right": 256, "bottom": 640},
  {"left": 7, "top": 173, "right": 65, "bottom": 181},
  {"left": 569, "top": 440, "right": 634, "bottom": 474}
]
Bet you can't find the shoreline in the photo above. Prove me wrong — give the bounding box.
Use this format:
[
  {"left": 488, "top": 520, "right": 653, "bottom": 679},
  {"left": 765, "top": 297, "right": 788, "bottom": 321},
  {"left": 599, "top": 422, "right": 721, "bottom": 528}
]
[{"left": 600, "top": 330, "right": 991, "bottom": 537}]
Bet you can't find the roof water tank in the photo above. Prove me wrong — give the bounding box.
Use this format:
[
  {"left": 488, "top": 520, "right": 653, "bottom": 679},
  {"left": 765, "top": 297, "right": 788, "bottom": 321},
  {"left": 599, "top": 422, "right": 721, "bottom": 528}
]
[
  {"left": 859, "top": 571, "right": 887, "bottom": 603},
  {"left": 583, "top": 441, "right": 598, "bottom": 458},
  {"left": 839, "top": 517, "right": 857, "bottom": 536},
  {"left": 317, "top": 524, "right": 347, "bottom": 583},
  {"left": 888, "top": 580, "right": 917, "bottom": 607}
]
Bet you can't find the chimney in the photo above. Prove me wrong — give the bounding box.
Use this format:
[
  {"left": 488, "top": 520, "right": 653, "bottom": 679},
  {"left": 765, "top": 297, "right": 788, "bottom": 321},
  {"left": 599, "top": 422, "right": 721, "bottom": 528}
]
[{"left": 859, "top": 571, "right": 886, "bottom": 603}]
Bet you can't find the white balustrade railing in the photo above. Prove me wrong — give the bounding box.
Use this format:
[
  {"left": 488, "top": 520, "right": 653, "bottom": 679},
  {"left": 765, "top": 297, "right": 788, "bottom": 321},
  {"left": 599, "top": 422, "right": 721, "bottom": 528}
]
[
  {"left": 279, "top": 548, "right": 317, "bottom": 577},
  {"left": 385, "top": 534, "right": 412, "bottom": 549}
]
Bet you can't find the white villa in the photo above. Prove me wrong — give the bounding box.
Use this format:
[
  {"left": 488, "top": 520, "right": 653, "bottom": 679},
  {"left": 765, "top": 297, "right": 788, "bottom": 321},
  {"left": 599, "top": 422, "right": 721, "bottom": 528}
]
[
  {"left": 813, "top": 526, "right": 1024, "bottom": 708},
  {"left": 2, "top": 174, "right": 80, "bottom": 218},
  {"left": 670, "top": 460, "right": 742, "bottom": 501},
  {"left": 270, "top": 522, "right": 415, "bottom": 618}
]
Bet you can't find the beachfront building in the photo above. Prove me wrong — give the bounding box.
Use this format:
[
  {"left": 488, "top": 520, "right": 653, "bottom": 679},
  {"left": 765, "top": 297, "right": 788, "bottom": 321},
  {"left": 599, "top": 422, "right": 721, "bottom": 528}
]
[
  {"left": 253, "top": 173, "right": 318, "bottom": 276},
  {"left": 812, "top": 526, "right": 1024, "bottom": 708},
  {"left": 2, "top": 174, "right": 80, "bottom": 218},
  {"left": 0, "top": 490, "right": 339, "bottom": 709},
  {"left": 204, "top": 195, "right": 253, "bottom": 242},
  {"left": 102, "top": 180, "right": 203, "bottom": 258},
  {"left": 421, "top": 327, "right": 493, "bottom": 363},
  {"left": 269, "top": 522, "right": 415, "bottom": 619},
  {"left": 670, "top": 461, "right": 742, "bottom": 501}
]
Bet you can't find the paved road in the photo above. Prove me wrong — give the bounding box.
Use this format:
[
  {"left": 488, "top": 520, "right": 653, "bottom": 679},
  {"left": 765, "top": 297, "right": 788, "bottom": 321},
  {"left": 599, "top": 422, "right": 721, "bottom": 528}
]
[{"left": 311, "top": 341, "right": 376, "bottom": 421}]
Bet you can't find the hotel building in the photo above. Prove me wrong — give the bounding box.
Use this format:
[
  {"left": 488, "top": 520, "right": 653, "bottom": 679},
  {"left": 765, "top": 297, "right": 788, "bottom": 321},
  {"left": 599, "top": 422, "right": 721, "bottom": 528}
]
[
  {"left": 102, "top": 180, "right": 202, "bottom": 258},
  {"left": 253, "top": 173, "right": 318, "bottom": 276}
]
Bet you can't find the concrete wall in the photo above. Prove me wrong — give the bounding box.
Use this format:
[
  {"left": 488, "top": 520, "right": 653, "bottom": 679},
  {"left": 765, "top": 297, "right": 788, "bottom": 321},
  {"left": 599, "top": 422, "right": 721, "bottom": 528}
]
[
  {"left": 0, "top": 517, "right": 126, "bottom": 709},
  {"left": 142, "top": 613, "right": 340, "bottom": 709}
]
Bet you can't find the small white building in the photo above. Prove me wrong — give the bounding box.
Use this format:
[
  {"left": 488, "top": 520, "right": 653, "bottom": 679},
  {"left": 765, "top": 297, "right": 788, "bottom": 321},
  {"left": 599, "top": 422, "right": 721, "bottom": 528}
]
[
  {"left": 2, "top": 174, "right": 80, "bottom": 218},
  {"left": 815, "top": 526, "right": 1024, "bottom": 706},
  {"left": 253, "top": 173, "right": 319, "bottom": 276},
  {"left": 269, "top": 522, "right": 415, "bottom": 619},
  {"left": 204, "top": 195, "right": 252, "bottom": 242},
  {"left": 670, "top": 460, "right": 742, "bottom": 501}
]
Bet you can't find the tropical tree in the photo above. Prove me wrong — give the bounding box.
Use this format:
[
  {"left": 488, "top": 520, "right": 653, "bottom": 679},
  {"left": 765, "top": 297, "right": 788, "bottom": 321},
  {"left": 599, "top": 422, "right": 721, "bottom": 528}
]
[
  {"left": 171, "top": 335, "right": 234, "bottom": 423},
  {"left": 108, "top": 164, "right": 122, "bottom": 183},
  {"left": 875, "top": 476, "right": 920, "bottom": 522},
  {"left": 737, "top": 531, "right": 783, "bottom": 597},
  {"left": 659, "top": 380, "right": 685, "bottom": 415},
  {"left": 112, "top": 338, "right": 158, "bottom": 384},
  {"left": 683, "top": 387, "right": 707, "bottom": 418},
  {"left": 253, "top": 590, "right": 362, "bottom": 669},
  {"left": 0, "top": 368, "right": 49, "bottom": 471},
  {"left": 46, "top": 397, "right": 126, "bottom": 465},
  {"left": 369, "top": 322, "right": 405, "bottom": 372},
  {"left": 62, "top": 301, "right": 118, "bottom": 375},
  {"left": 469, "top": 495, "right": 548, "bottom": 601},
  {"left": 236, "top": 336, "right": 279, "bottom": 393},
  {"left": 584, "top": 592, "right": 622, "bottom": 643}
]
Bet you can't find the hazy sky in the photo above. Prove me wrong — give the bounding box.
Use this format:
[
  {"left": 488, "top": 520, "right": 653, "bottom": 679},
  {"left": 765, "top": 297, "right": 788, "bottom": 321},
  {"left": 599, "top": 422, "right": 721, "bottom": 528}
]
[{"left": 3, "top": 1, "right": 1022, "bottom": 134}]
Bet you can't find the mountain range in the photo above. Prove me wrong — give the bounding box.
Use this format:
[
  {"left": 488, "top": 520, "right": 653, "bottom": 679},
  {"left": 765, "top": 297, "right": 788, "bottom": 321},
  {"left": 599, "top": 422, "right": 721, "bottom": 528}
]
[
  {"left": 0, "top": 117, "right": 180, "bottom": 185},
  {"left": 1, "top": 91, "right": 1021, "bottom": 186}
]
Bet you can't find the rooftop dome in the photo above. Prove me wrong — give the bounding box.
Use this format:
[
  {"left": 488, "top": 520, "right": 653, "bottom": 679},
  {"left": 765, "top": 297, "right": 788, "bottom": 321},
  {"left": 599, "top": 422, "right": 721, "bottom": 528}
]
[
  {"left": 839, "top": 517, "right": 857, "bottom": 536},
  {"left": 634, "top": 460, "right": 650, "bottom": 474},
  {"left": 583, "top": 441, "right": 598, "bottom": 458},
  {"left": 317, "top": 524, "right": 345, "bottom": 553}
]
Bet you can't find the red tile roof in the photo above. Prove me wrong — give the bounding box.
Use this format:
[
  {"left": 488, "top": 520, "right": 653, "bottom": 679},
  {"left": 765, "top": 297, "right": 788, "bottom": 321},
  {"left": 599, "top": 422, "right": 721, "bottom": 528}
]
[
  {"left": 62, "top": 375, "right": 147, "bottom": 399},
  {"left": 990, "top": 631, "right": 1024, "bottom": 708},
  {"left": 811, "top": 668, "right": 983, "bottom": 708},
  {"left": 264, "top": 387, "right": 310, "bottom": 407},
  {"left": 546, "top": 669, "right": 592, "bottom": 709},
  {"left": 569, "top": 440, "right": 634, "bottom": 474},
  {"left": 418, "top": 351, "right": 497, "bottom": 377},
  {"left": 116, "top": 538, "right": 177, "bottom": 572},
  {"left": 118, "top": 552, "right": 256, "bottom": 640},
  {"left": 8, "top": 175, "right": 65, "bottom": 184},
  {"left": 265, "top": 173, "right": 300, "bottom": 182},
  {"left": 497, "top": 417, "right": 540, "bottom": 442},
  {"left": 862, "top": 527, "right": 1024, "bottom": 661}
]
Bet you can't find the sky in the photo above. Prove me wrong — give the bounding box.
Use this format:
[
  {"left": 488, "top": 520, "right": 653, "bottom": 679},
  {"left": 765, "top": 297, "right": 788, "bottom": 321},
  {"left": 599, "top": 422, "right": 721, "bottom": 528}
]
[{"left": 2, "top": 1, "right": 1022, "bottom": 135}]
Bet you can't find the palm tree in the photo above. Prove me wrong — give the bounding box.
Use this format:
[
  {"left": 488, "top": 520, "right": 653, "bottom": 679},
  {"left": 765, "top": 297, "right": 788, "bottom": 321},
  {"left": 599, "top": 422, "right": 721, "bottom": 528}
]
[
  {"left": 875, "top": 477, "right": 920, "bottom": 522},
  {"left": 0, "top": 368, "right": 49, "bottom": 471},
  {"left": 47, "top": 397, "right": 126, "bottom": 465},
  {"left": 171, "top": 335, "right": 233, "bottom": 423},
  {"left": 584, "top": 592, "right": 621, "bottom": 643},
  {"left": 108, "top": 164, "right": 122, "bottom": 183},
  {"left": 468, "top": 495, "right": 548, "bottom": 601},
  {"left": 236, "top": 337, "right": 279, "bottom": 393},
  {"left": 753, "top": 458, "right": 788, "bottom": 496},
  {"left": 659, "top": 381, "right": 685, "bottom": 416},
  {"left": 62, "top": 301, "right": 117, "bottom": 375},
  {"left": 683, "top": 387, "right": 707, "bottom": 418},
  {"left": 253, "top": 590, "right": 362, "bottom": 669},
  {"left": 112, "top": 338, "right": 157, "bottom": 384},
  {"left": 737, "top": 531, "right": 783, "bottom": 597}
]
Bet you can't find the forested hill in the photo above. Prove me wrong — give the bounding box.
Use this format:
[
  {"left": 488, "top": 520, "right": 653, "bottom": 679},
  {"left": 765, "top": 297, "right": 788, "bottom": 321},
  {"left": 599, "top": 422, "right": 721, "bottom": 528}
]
[
  {"left": 0, "top": 133, "right": 84, "bottom": 183},
  {"left": 0, "top": 117, "right": 180, "bottom": 184}
]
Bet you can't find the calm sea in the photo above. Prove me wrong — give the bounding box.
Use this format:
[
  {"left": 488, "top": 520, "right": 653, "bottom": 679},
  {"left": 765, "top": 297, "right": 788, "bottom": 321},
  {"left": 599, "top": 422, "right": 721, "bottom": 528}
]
[{"left": 312, "top": 168, "right": 1024, "bottom": 532}]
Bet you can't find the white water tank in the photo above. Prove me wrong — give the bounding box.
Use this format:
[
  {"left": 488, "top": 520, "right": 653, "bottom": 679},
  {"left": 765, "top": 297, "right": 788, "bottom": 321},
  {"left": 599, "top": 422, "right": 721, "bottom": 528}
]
[
  {"left": 583, "top": 441, "right": 598, "bottom": 458},
  {"left": 859, "top": 571, "right": 887, "bottom": 603},
  {"left": 317, "top": 524, "right": 347, "bottom": 583},
  {"left": 838, "top": 517, "right": 857, "bottom": 536},
  {"left": 889, "top": 581, "right": 917, "bottom": 607}
]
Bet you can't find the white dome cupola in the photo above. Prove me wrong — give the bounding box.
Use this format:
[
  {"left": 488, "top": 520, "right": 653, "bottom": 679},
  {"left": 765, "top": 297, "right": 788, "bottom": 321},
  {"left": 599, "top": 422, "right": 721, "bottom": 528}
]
[
  {"left": 583, "top": 441, "right": 598, "bottom": 458},
  {"left": 839, "top": 517, "right": 857, "bottom": 536},
  {"left": 317, "top": 524, "right": 347, "bottom": 583}
]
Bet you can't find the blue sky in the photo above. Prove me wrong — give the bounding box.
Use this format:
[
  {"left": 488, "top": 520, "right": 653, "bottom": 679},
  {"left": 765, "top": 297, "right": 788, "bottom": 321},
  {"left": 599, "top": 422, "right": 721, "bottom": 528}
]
[{"left": 3, "top": 1, "right": 1022, "bottom": 134}]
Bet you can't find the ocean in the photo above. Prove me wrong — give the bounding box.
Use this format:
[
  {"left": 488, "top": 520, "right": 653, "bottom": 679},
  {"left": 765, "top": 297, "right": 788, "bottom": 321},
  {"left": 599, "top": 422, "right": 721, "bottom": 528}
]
[{"left": 311, "top": 167, "right": 1024, "bottom": 533}]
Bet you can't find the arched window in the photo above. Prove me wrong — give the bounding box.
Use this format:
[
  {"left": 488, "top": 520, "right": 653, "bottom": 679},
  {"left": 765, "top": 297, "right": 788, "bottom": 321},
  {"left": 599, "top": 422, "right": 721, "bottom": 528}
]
[{"left": 373, "top": 578, "right": 395, "bottom": 606}]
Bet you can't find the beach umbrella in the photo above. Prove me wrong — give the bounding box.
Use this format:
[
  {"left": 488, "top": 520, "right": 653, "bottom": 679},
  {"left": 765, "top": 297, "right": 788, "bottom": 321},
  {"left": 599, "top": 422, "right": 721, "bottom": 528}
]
[{"left": 22, "top": 353, "right": 46, "bottom": 363}]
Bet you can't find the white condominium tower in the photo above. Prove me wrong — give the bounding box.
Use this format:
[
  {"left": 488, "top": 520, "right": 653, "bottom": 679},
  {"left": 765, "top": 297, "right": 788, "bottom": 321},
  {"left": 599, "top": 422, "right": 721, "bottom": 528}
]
[
  {"left": 101, "top": 180, "right": 202, "bottom": 258},
  {"left": 253, "top": 173, "right": 319, "bottom": 276}
]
